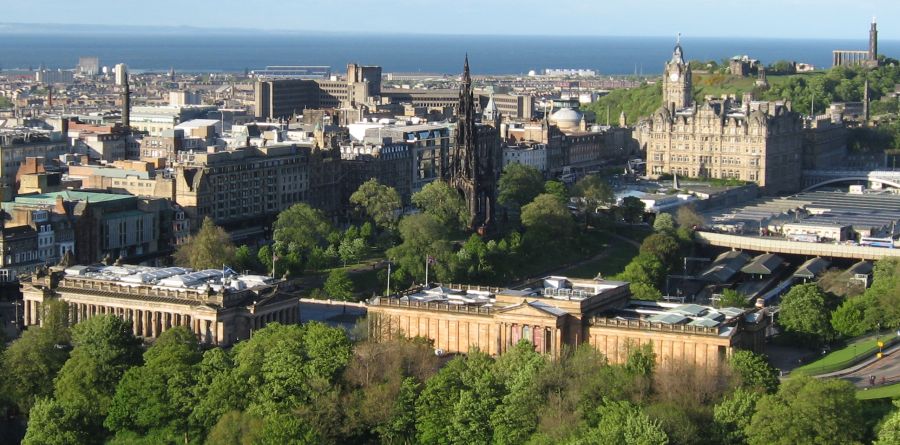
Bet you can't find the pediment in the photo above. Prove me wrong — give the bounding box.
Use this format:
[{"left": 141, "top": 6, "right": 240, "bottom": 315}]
[{"left": 495, "top": 299, "right": 566, "bottom": 320}]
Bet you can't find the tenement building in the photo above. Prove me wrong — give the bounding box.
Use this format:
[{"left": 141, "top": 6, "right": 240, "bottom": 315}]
[
  {"left": 367, "top": 276, "right": 767, "bottom": 368},
  {"left": 640, "top": 41, "right": 804, "bottom": 194},
  {"left": 22, "top": 264, "right": 300, "bottom": 346}
]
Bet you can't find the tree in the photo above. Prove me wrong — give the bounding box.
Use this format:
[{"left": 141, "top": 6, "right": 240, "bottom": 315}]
[
  {"left": 875, "top": 402, "right": 900, "bottom": 445},
  {"left": 713, "top": 387, "right": 761, "bottom": 445},
  {"left": 676, "top": 205, "right": 705, "bottom": 229},
  {"left": 323, "top": 269, "right": 354, "bottom": 301},
  {"left": 619, "top": 196, "right": 646, "bottom": 224},
  {"left": 412, "top": 180, "right": 468, "bottom": 231},
  {"left": 629, "top": 282, "right": 663, "bottom": 301},
  {"left": 544, "top": 180, "right": 569, "bottom": 204},
  {"left": 747, "top": 376, "right": 865, "bottom": 445},
  {"left": 233, "top": 245, "right": 261, "bottom": 274},
  {"left": 338, "top": 237, "right": 366, "bottom": 266},
  {"left": 174, "top": 217, "right": 236, "bottom": 270},
  {"left": 350, "top": 179, "right": 402, "bottom": 229},
  {"left": 387, "top": 213, "right": 457, "bottom": 284},
  {"left": 639, "top": 233, "right": 680, "bottom": 267},
  {"left": 569, "top": 400, "right": 668, "bottom": 445},
  {"left": 104, "top": 327, "right": 202, "bottom": 442},
  {"left": 831, "top": 296, "right": 873, "bottom": 338},
  {"left": 205, "top": 411, "right": 262, "bottom": 445},
  {"left": 255, "top": 414, "right": 320, "bottom": 445},
  {"left": 728, "top": 350, "right": 779, "bottom": 393},
  {"left": 521, "top": 193, "right": 575, "bottom": 254},
  {"left": 498, "top": 163, "right": 545, "bottom": 212},
  {"left": 572, "top": 176, "right": 614, "bottom": 223},
  {"left": 22, "top": 398, "right": 85, "bottom": 445},
  {"left": 273, "top": 203, "right": 333, "bottom": 265},
  {"left": 620, "top": 253, "right": 666, "bottom": 290},
  {"left": 2, "top": 299, "right": 71, "bottom": 414},
  {"left": 653, "top": 213, "right": 675, "bottom": 233},
  {"left": 374, "top": 377, "right": 420, "bottom": 445},
  {"left": 718, "top": 288, "right": 749, "bottom": 308},
  {"left": 31, "top": 315, "right": 142, "bottom": 444},
  {"left": 779, "top": 283, "right": 836, "bottom": 345}
]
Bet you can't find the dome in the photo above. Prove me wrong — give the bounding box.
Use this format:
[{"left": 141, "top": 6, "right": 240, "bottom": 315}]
[{"left": 549, "top": 108, "right": 583, "bottom": 131}]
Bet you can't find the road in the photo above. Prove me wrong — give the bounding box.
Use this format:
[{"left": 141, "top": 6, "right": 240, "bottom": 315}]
[{"left": 839, "top": 344, "right": 900, "bottom": 388}]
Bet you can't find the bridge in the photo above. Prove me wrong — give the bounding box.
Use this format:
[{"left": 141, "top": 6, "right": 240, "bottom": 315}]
[
  {"left": 802, "top": 169, "right": 900, "bottom": 192},
  {"left": 695, "top": 232, "right": 900, "bottom": 261}
]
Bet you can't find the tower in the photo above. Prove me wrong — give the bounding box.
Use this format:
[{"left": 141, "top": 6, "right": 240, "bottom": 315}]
[
  {"left": 122, "top": 72, "right": 131, "bottom": 129},
  {"left": 448, "top": 56, "right": 501, "bottom": 232},
  {"left": 482, "top": 93, "right": 500, "bottom": 127},
  {"left": 662, "top": 34, "right": 692, "bottom": 110},
  {"left": 869, "top": 17, "right": 878, "bottom": 64}
]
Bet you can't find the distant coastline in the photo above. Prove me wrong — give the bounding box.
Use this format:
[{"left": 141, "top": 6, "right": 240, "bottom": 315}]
[{"left": 1, "top": 28, "right": 897, "bottom": 76}]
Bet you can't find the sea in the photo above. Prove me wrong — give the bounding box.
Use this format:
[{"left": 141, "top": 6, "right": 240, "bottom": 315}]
[{"left": 1, "top": 32, "right": 898, "bottom": 76}]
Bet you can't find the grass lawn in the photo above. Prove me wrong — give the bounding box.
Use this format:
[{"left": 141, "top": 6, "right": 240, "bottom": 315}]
[
  {"left": 857, "top": 382, "right": 900, "bottom": 400},
  {"left": 793, "top": 334, "right": 895, "bottom": 376},
  {"left": 565, "top": 235, "right": 639, "bottom": 279}
]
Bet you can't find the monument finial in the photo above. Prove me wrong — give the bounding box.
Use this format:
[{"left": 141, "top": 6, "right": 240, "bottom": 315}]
[{"left": 676, "top": 32, "right": 681, "bottom": 45}]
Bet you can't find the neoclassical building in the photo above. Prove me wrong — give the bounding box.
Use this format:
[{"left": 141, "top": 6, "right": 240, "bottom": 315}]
[
  {"left": 368, "top": 276, "right": 767, "bottom": 368},
  {"left": 639, "top": 41, "right": 804, "bottom": 194},
  {"left": 21, "top": 264, "right": 300, "bottom": 345}
]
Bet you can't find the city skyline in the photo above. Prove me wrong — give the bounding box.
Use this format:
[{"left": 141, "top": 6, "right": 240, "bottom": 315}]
[{"left": 1, "top": 0, "right": 898, "bottom": 40}]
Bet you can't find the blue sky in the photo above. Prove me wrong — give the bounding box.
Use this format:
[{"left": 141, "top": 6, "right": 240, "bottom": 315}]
[{"left": 2, "top": 0, "right": 897, "bottom": 39}]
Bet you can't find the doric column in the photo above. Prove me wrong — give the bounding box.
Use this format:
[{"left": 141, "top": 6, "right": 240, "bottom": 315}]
[
  {"left": 143, "top": 310, "right": 151, "bottom": 337},
  {"left": 23, "top": 299, "right": 31, "bottom": 326}
]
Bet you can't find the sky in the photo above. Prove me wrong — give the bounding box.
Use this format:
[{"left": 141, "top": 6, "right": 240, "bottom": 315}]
[{"left": 1, "top": 0, "right": 897, "bottom": 40}]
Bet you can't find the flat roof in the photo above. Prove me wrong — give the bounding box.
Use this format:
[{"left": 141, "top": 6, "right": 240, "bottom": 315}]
[{"left": 15, "top": 190, "right": 134, "bottom": 205}]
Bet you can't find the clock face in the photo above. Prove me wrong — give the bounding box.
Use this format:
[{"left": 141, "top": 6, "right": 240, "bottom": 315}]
[{"left": 669, "top": 70, "right": 680, "bottom": 81}]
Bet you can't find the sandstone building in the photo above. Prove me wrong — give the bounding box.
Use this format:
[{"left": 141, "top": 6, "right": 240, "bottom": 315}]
[
  {"left": 22, "top": 264, "right": 300, "bottom": 346},
  {"left": 640, "top": 42, "right": 804, "bottom": 194},
  {"left": 368, "top": 276, "right": 767, "bottom": 367}
]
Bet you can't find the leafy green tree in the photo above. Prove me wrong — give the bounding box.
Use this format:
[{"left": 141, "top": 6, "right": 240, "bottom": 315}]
[
  {"left": 713, "top": 387, "right": 761, "bottom": 445},
  {"left": 190, "top": 349, "right": 244, "bottom": 435},
  {"left": 205, "top": 410, "right": 262, "bottom": 445},
  {"left": 2, "top": 299, "right": 70, "bottom": 414},
  {"left": 32, "top": 315, "right": 142, "bottom": 444},
  {"left": 491, "top": 341, "right": 546, "bottom": 445},
  {"left": 653, "top": 213, "right": 675, "bottom": 233},
  {"left": 875, "top": 402, "right": 900, "bottom": 445},
  {"left": 104, "top": 327, "right": 202, "bottom": 442},
  {"left": 338, "top": 236, "right": 366, "bottom": 266},
  {"left": 747, "top": 376, "right": 865, "bottom": 445},
  {"left": 255, "top": 414, "right": 320, "bottom": 445},
  {"left": 831, "top": 296, "right": 873, "bottom": 338},
  {"left": 498, "top": 163, "right": 545, "bottom": 211},
  {"left": 360, "top": 221, "right": 375, "bottom": 241},
  {"left": 416, "top": 357, "right": 467, "bottom": 445},
  {"left": 387, "top": 213, "right": 457, "bottom": 284},
  {"left": 620, "top": 253, "right": 666, "bottom": 291},
  {"left": 521, "top": 193, "right": 575, "bottom": 254},
  {"left": 324, "top": 269, "right": 354, "bottom": 301},
  {"left": 572, "top": 175, "right": 614, "bottom": 224},
  {"left": 779, "top": 283, "right": 836, "bottom": 345},
  {"left": 862, "top": 259, "right": 900, "bottom": 328},
  {"left": 544, "top": 180, "right": 569, "bottom": 204},
  {"left": 569, "top": 400, "right": 668, "bottom": 445},
  {"left": 174, "top": 217, "right": 236, "bottom": 270},
  {"left": 233, "top": 245, "right": 262, "bottom": 274},
  {"left": 619, "top": 196, "right": 646, "bottom": 224},
  {"left": 374, "top": 377, "right": 420, "bottom": 445},
  {"left": 728, "top": 350, "right": 779, "bottom": 393},
  {"left": 624, "top": 342, "right": 656, "bottom": 378},
  {"left": 639, "top": 233, "right": 680, "bottom": 267},
  {"left": 411, "top": 180, "right": 468, "bottom": 231},
  {"left": 350, "top": 179, "right": 402, "bottom": 229},
  {"left": 22, "top": 398, "right": 85, "bottom": 445},
  {"left": 273, "top": 203, "right": 333, "bottom": 268},
  {"left": 629, "top": 282, "right": 663, "bottom": 301},
  {"left": 257, "top": 245, "right": 273, "bottom": 273},
  {"left": 718, "top": 288, "right": 749, "bottom": 308}
]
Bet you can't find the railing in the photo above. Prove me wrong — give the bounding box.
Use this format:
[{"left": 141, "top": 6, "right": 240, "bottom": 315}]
[
  {"left": 590, "top": 316, "right": 727, "bottom": 336},
  {"left": 370, "top": 298, "right": 493, "bottom": 315}
]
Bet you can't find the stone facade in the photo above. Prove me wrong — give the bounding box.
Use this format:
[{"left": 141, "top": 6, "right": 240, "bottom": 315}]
[
  {"left": 21, "top": 265, "right": 300, "bottom": 346},
  {"left": 641, "top": 43, "right": 804, "bottom": 195},
  {"left": 368, "top": 277, "right": 768, "bottom": 368}
]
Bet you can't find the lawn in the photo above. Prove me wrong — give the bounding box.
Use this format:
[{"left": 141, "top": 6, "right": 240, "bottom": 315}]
[
  {"left": 564, "top": 234, "right": 639, "bottom": 280},
  {"left": 793, "top": 333, "right": 898, "bottom": 376},
  {"left": 857, "top": 382, "right": 900, "bottom": 400}
]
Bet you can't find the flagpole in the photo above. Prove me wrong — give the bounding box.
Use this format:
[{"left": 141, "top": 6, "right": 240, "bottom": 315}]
[
  {"left": 424, "top": 255, "right": 429, "bottom": 287},
  {"left": 272, "top": 248, "right": 276, "bottom": 279},
  {"left": 386, "top": 262, "right": 391, "bottom": 296}
]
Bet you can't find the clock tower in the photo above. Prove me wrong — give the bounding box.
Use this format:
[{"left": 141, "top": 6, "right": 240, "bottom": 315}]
[{"left": 663, "top": 35, "right": 692, "bottom": 110}]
